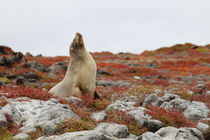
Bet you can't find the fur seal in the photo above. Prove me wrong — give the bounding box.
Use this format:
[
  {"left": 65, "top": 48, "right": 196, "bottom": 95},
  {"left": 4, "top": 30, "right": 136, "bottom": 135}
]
[{"left": 49, "top": 32, "right": 98, "bottom": 98}]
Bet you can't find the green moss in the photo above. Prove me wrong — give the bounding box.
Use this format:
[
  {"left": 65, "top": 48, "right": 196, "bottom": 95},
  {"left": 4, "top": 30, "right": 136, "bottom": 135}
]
[
  {"left": 56, "top": 119, "right": 95, "bottom": 135},
  {"left": 196, "top": 47, "right": 208, "bottom": 53},
  {"left": 0, "top": 128, "right": 13, "bottom": 140},
  {"left": 130, "top": 85, "right": 160, "bottom": 95},
  {"left": 0, "top": 77, "right": 10, "bottom": 84},
  {"left": 171, "top": 44, "right": 192, "bottom": 52},
  {"left": 27, "top": 127, "right": 42, "bottom": 140}
]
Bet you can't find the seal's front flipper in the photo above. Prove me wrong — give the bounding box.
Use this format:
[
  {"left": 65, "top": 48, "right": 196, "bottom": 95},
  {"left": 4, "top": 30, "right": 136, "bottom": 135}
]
[{"left": 94, "top": 91, "right": 102, "bottom": 100}]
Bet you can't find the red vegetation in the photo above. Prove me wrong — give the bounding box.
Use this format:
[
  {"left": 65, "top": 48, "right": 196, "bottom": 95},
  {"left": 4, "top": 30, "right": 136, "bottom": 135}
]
[
  {"left": 0, "top": 98, "right": 8, "bottom": 107},
  {"left": 79, "top": 94, "right": 111, "bottom": 111},
  {"left": 154, "top": 79, "right": 170, "bottom": 86},
  {"left": 104, "top": 111, "right": 147, "bottom": 135},
  {"left": 0, "top": 86, "right": 53, "bottom": 101},
  {"left": 25, "top": 56, "right": 69, "bottom": 66},
  {"left": 145, "top": 105, "right": 196, "bottom": 128},
  {"left": 191, "top": 94, "right": 210, "bottom": 109}
]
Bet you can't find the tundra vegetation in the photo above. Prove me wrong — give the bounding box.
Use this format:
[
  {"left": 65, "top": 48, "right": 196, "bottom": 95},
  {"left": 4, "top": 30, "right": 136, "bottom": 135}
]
[{"left": 0, "top": 43, "right": 209, "bottom": 139}]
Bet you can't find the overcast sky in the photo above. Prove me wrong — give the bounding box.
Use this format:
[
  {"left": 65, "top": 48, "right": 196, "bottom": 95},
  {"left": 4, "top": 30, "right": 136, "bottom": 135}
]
[{"left": 0, "top": 0, "right": 210, "bottom": 56}]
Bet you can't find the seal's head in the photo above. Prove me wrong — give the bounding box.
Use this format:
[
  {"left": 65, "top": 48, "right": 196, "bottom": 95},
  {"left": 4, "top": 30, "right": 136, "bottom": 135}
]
[{"left": 70, "top": 32, "right": 86, "bottom": 58}]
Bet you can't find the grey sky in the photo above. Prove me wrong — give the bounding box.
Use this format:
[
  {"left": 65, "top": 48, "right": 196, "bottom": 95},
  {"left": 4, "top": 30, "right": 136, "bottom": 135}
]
[{"left": 0, "top": 0, "right": 210, "bottom": 56}]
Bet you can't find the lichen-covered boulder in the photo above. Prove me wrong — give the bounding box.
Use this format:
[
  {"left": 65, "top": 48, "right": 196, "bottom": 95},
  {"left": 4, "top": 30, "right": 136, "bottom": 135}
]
[{"left": 183, "top": 101, "right": 209, "bottom": 121}]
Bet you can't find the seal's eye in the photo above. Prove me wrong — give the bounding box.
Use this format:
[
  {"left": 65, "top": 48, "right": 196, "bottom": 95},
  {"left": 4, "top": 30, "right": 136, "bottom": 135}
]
[{"left": 70, "top": 47, "right": 73, "bottom": 51}]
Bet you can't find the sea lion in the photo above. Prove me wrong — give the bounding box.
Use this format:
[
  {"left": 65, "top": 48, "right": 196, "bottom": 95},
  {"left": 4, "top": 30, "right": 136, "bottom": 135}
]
[{"left": 49, "top": 32, "right": 97, "bottom": 98}]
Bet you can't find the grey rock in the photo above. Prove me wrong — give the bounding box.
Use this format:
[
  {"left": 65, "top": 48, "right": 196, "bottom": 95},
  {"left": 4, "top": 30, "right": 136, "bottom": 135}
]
[
  {"left": 0, "top": 110, "right": 7, "bottom": 127},
  {"left": 138, "top": 132, "right": 164, "bottom": 140},
  {"left": 6, "top": 74, "right": 17, "bottom": 79},
  {"left": 119, "top": 96, "right": 139, "bottom": 103},
  {"left": 49, "top": 61, "right": 68, "bottom": 73},
  {"left": 91, "top": 111, "right": 107, "bottom": 121},
  {"left": 124, "top": 134, "right": 138, "bottom": 140},
  {"left": 63, "top": 96, "right": 81, "bottom": 104},
  {"left": 97, "top": 70, "right": 111, "bottom": 75},
  {"left": 20, "top": 125, "right": 37, "bottom": 133},
  {"left": 161, "top": 93, "right": 180, "bottom": 102},
  {"left": 22, "top": 71, "right": 39, "bottom": 80},
  {"left": 184, "top": 101, "right": 209, "bottom": 121},
  {"left": 154, "top": 93, "right": 180, "bottom": 107},
  {"left": 42, "top": 122, "right": 57, "bottom": 135},
  {"left": 1, "top": 104, "right": 22, "bottom": 126},
  {"left": 106, "top": 100, "right": 136, "bottom": 112},
  {"left": 139, "top": 126, "right": 205, "bottom": 140},
  {"left": 37, "top": 122, "right": 132, "bottom": 140},
  {"left": 197, "top": 122, "right": 209, "bottom": 132},
  {"left": 97, "top": 80, "right": 130, "bottom": 88},
  {"left": 37, "top": 130, "right": 111, "bottom": 140},
  {"left": 156, "top": 126, "right": 179, "bottom": 139},
  {"left": 6, "top": 99, "right": 79, "bottom": 134},
  {"left": 45, "top": 98, "right": 58, "bottom": 105},
  {"left": 144, "top": 119, "right": 163, "bottom": 132},
  {"left": 162, "top": 98, "right": 191, "bottom": 111},
  {"left": 146, "top": 63, "right": 158, "bottom": 68},
  {"left": 142, "top": 94, "right": 159, "bottom": 106},
  {"left": 128, "top": 63, "right": 140, "bottom": 67},
  {"left": 13, "top": 133, "right": 30, "bottom": 140},
  {"left": 94, "top": 123, "right": 129, "bottom": 138},
  {"left": 127, "top": 107, "right": 151, "bottom": 126},
  {"left": 24, "top": 61, "right": 49, "bottom": 72},
  {"left": 175, "top": 127, "right": 205, "bottom": 140},
  {"left": 11, "top": 52, "right": 23, "bottom": 63}
]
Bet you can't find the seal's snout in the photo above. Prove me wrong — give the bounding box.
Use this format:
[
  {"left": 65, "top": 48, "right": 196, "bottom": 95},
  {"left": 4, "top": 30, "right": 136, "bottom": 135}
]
[
  {"left": 76, "top": 32, "right": 82, "bottom": 37},
  {"left": 75, "top": 32, "right": 83, "bottom": 43}
]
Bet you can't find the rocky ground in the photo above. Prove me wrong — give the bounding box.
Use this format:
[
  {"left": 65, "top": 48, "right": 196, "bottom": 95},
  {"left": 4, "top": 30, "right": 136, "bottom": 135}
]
[{"left": 0, "top": 43, "right": 209, "bottom": 140}]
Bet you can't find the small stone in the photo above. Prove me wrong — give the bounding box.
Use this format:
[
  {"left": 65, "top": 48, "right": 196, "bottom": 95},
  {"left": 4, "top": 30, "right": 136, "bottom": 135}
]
[
  {"left": 42, "top": 122, "right": 57, "bottom": 135},
  {"left": 97, "top": 70, "right": 110, "bottom": 75},
  {"left": 127, "top": 107, "right": 151, "bottom": 126},
  {"left": 162, "top": 98, "right": 191, "bottom": 111},
  {"left": 175, "top": 127, "right": 205, "bottom": 140},
  {"left": 106, "top": 100, "right": 135, "bottom": 112},
  {"left": 197, "top": 122, "right": 209, "bottom": 132},
  {"left": 94, "top": 123, "right": 129, "bottom": 138},
  {"left": 49, "top": 61, "right": 68, "bottom": 73},
  {"left": 97, "top": 80, "right": 130, "bottom": 88},
  {"left": 144, "top": 119, "right": 163, "bottom": 132},
  {"left": 138, "top": 132, "right": 164, "bottom": 140},
  {"left": 155, "top": 126, "right": 179, "bottom": 139},
  {"left": 6, "top": 74, "right": 17, "bottom": 79},
  {"left": 16, "top": 76, "right": 25, "bottom": 85},
  {"left": 91, "top": 111, "right": 107, "bottom": 121},
  {"left": 142, "top": 94, "right": 159, "bottom": 106},
  {"left": 22, "top": 72, "right": 39, "bottom": 80},
  {"left": 13, "top": 133, "right": 30, "bottom": 140}
]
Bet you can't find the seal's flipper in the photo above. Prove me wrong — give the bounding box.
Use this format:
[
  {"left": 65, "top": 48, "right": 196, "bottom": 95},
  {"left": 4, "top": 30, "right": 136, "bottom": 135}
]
[{"left": 94, "top": 91, "right": 102, "bottom": 100}]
